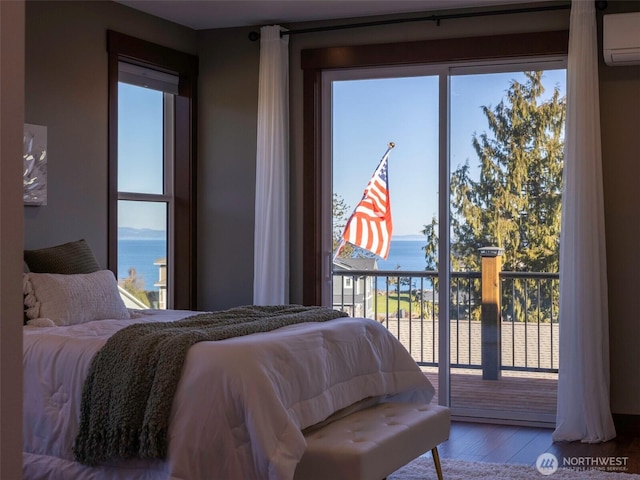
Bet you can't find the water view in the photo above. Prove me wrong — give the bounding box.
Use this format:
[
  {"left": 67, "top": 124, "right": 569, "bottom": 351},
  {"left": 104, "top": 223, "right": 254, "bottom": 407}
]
[
  {"left": 117, "top": 238, "right": 166, "bottom": 292},
  {"left": 117, "top": 237, "right": 430, "bottom": 294}
]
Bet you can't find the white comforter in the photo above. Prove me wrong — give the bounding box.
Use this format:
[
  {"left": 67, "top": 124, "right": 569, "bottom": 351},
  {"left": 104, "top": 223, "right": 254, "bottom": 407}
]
[{"left": 23, "top": 309, "right": 435, "bottom": 480}]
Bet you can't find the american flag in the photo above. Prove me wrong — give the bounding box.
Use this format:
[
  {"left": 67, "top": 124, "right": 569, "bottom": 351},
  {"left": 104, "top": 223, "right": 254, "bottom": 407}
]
[{"left": 341, "top": 145, "right": 393, "bottom": 259}]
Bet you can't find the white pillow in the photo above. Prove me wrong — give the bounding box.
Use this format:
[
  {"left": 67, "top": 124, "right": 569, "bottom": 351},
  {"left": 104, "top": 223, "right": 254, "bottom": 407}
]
[{"left": 23, "top": 270, "right": 130, "bottom": 326}]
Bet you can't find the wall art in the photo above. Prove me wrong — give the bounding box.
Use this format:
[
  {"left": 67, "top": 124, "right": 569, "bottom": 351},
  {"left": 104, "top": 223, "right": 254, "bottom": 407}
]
[{"left": 23, "top": 123, "right": 47, "bottom": 206}]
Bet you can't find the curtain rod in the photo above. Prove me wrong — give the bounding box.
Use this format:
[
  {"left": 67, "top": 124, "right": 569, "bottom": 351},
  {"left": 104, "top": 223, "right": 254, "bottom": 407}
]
[{"left": 248, "top": 1, "right": 608, "bottom": 42}]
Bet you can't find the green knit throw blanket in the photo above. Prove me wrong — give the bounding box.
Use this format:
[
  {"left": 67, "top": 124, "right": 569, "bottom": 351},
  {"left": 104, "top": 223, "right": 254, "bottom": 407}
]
[{"left": 73, "top": 305, "right": 348, "bottom": 466}]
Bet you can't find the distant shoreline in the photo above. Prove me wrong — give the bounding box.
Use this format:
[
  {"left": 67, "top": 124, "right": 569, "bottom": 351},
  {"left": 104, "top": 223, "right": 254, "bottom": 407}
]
[
  {"left": 120, "top": 227, "right": 425, "bottom": 243},
  {"left": 389, "top": 234, "right": 425, "bottom": 242}
]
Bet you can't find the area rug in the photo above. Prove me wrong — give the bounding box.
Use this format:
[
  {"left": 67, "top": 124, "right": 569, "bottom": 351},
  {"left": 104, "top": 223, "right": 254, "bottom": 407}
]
[{"left": 389, "top": 456, "right": 640, "bottom": 479}]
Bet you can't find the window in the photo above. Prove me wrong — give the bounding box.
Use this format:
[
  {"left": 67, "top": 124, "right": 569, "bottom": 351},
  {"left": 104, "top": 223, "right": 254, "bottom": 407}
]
[
  {"left": 116, "top": 70, "right": 174, "bottom": 309},
  {"left": 108, "top": 31, "right": 198, "bottom": 309}
]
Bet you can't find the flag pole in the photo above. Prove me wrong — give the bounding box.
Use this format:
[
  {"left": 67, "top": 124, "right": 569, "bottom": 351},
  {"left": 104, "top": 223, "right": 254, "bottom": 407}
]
[{"left": 332, "top": 142, "right": 395, "bottom": 262}]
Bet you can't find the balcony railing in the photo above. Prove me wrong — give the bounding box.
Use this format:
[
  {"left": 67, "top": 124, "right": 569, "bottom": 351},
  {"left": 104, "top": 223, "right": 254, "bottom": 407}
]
[{"left": 332, "top": 264, "right": 559, "bottom": 376}]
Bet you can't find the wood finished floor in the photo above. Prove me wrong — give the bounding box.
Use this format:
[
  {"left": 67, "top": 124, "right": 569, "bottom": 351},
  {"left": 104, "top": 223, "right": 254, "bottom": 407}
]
[{"left": 438, "top": 421, "right": 640, "bottom": 474}]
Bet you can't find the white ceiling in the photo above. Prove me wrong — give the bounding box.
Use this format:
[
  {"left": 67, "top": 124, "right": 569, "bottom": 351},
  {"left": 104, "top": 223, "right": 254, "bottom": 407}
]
[{"left": 115, "top": 0, "right": 540, "bottom": 31}]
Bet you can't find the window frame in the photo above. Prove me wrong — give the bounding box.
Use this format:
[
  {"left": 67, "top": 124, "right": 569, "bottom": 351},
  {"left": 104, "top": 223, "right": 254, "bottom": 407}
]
[{"left": 107, "top": 31, "right": 198, "bottom": 309}]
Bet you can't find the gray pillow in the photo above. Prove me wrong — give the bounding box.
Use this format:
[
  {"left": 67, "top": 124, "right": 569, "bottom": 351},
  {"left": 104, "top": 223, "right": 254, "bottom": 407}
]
[
  {"left": 24, "top": 239, "right": 100, "bottom": 274},
  {"left": 23, "top": 270, "right": 130, "bottom": 326}
]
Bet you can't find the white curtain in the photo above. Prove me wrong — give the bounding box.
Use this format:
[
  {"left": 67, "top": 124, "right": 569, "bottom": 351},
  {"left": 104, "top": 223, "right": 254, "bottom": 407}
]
[
  {"left": 253, "top": 25, "right": 289, "bottom": 305},
  {"left": 553, "top": 0, "right": 616, "bottom": 443}
]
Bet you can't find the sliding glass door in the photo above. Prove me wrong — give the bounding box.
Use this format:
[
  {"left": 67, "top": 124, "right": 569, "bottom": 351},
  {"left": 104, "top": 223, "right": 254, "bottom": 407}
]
[{"left": 323, "top": 59, "right": 565, "bottom": 424}]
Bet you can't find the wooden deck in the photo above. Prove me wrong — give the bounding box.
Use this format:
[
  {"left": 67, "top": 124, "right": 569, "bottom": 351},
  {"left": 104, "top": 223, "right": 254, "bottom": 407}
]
[
  {"left": 423, "top": 369, "right": 558, "bottom": 420},
  {"left": 378, "top": 318, "right": 558, "bottom": 423}
]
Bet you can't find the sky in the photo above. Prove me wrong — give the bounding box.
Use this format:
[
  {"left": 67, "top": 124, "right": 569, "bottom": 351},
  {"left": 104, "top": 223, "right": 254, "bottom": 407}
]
[
  {"left": 118, "top": 83, "right": 167, "bottom": 231},
  {"left": 332, "top": 68, "right": 566, "bottom": 238},
  {"left": 117, "top": 67, "right": 566, "bottom": 236}
]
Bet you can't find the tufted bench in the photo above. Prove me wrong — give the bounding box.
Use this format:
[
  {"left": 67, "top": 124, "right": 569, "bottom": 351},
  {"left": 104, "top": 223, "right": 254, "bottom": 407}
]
[{"left": 294, "top": 402, "right": 450, "bottom": 480}]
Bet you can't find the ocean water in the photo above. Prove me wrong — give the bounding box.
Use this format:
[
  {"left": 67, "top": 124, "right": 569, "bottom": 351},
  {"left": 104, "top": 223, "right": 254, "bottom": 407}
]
[
  {"left": 117, "top": 238, "right": 429, "bottom": 292},
  {"left": 368, "top": 240, "right": 431, "bottom": 291},
  {"left": 118, "top": 238, "right": 166, "bottom": 291},
  {"left": 377, "top": 240, "right": 428, "bottom": 271}
]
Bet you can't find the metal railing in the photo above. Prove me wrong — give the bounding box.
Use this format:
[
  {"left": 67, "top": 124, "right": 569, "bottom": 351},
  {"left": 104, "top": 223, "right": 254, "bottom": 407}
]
[{"left": 332, "top": 268, "right": 559, "bottom": 374}]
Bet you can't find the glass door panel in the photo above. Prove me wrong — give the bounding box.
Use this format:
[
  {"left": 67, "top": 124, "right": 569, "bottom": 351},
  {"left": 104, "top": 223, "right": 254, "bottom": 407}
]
[
  {"left": 448, "top": 68, "right": 565, "bottom": 423},
  {"left": 330, "top": 71, "right": 441, "bottom": 404}
]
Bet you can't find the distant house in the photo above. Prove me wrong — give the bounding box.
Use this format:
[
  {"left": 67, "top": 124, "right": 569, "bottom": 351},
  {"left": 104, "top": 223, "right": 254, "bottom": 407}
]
[
  {"left": 332, "top": 257, "right": 378, "bottom": 319},
  {"left": 154, "top": 258, "right": 167, "bottom": 310}
]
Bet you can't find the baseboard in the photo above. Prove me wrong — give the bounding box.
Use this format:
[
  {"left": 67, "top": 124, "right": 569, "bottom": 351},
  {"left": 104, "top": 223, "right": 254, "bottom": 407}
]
[
  {"left": 451, "top": 412, "right": 555, "bottom": 429},
  {"left": 449, "top": 405, "right": 556, "bottom": 429},
  {"left": 613, "top": 413, "right": 640, "bottom": 435},
  {"left": 451, "top": 413, "right": 640, "bottom": 436}
]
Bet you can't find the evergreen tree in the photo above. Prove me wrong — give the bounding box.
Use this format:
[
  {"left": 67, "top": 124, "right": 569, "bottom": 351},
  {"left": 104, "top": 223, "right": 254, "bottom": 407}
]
[
  {"left": 423, "top": 71, "right": 565, "bottom": 273},
  {"left": 422, "top": 71, "right": 564, "bottom": 323},
  {"left": 420, "top": 215, "right": 438, "bottom": 271}
]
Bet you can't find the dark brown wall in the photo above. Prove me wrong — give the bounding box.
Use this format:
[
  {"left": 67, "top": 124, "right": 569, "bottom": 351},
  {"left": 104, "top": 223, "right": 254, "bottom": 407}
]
[{"left": 196, "top": 26, "right": 260, "bottom": 311}]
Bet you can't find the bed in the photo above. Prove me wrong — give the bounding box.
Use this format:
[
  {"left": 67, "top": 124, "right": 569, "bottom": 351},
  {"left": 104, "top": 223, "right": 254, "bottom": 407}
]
[{"left": 22, "top": 266, "right": 435, "bottom": 480}]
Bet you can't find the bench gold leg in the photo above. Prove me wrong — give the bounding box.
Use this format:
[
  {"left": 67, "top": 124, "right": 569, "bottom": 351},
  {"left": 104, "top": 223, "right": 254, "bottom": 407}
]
[{"left": 432, "top": 447, "right": 443, "bottom": 480}]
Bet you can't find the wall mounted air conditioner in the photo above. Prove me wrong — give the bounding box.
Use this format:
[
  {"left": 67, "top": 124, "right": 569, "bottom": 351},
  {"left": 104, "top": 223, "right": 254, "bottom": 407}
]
[{"left": 603, "top": 12, "right": 640, "bottom": 66}]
